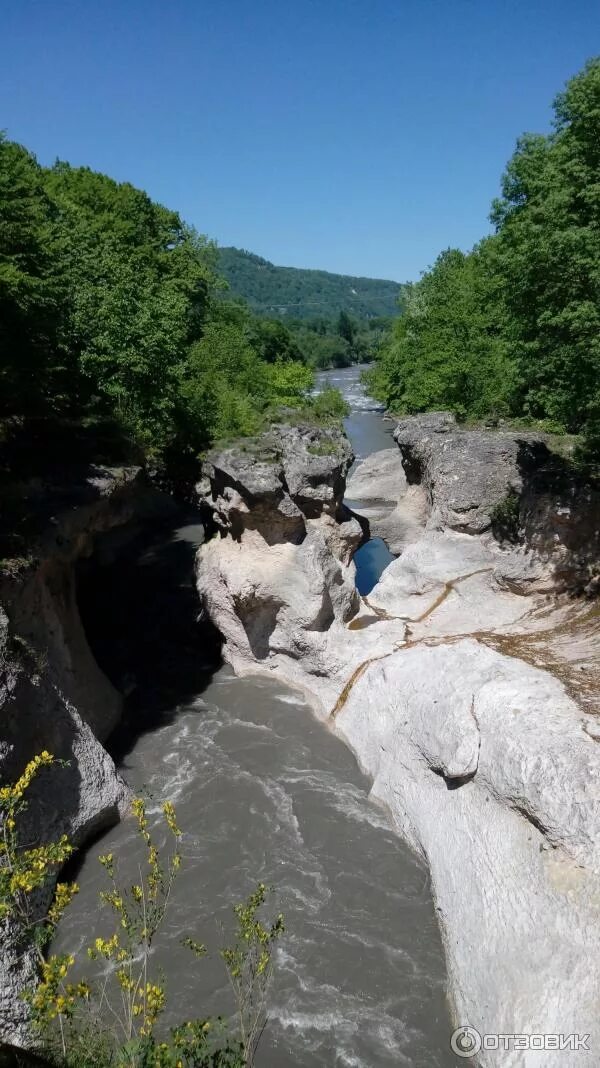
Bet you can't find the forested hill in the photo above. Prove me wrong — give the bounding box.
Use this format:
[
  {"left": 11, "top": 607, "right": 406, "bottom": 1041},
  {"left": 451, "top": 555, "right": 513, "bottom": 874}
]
[{"left": 217, "top": 247, "right": 402, "bottom": 320}]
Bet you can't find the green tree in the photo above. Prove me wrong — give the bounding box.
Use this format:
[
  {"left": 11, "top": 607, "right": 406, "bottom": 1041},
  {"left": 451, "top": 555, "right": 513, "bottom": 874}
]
[
  {"left": 248, "top": 318, "right": 302, "bottom": 363},
  {"left": 367, "top": 244, "right": 511, "bottom": 419},
  {"left": 43, "top": 164, "right": 216, "bottom": 454},
  {"left": 295, "top": 331, "right": 352, "bottom": 369},
  {"left": 0, "top": 137, "right": 65, "bottom": 417},
  {"left": 367, "top": 56, "right": 600, "bottom": 464},
  {"left": 337, "top": 310, "right": 357, "bottom": 347},
  {"left": 491, "top": 57, "right": 600, "bottom": 438},
  {"left": 311, "top": 386, "right": 349, "bottom": 421},
  {"left": 0, "top": 132, "right": 393, "bottom": 485}
]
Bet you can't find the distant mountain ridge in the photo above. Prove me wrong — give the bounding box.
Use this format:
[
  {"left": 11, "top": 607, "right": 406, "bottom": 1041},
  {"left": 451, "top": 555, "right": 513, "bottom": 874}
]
[{"left": 217, "top": 246, "right": 402, "bottom": 320}]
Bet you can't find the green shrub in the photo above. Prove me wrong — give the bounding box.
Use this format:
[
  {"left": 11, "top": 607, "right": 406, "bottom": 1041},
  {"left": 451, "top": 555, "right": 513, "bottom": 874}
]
[
  {"left": 490, "top": 492, "right": 521, "bottom": 543},
  {"left": 310, "top": 387, "right": 349, "bottom": 422}
]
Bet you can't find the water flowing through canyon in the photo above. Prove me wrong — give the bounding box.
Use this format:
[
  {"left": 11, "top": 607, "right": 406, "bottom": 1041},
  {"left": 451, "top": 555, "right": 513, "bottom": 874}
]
[
  {"left": 52, "top": 368, "right": 458, "bottom": 1067},
  {"left": 317, "top": 366, "right": 397, "bottom": 595}
]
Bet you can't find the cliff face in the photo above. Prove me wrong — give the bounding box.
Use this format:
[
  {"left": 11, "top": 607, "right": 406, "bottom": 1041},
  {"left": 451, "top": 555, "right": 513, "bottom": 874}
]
[
  {"left": 392, "top": 411, "right": 545, "bottom": 534},
  {"left": 195, "top": 424, "right": 410, "bottom": 710},
  {"left": 393, "top": 411, "right": 600, "bottom": 593},
  {"left": 196, "top": 415, "right": 600, "bottom": 1067},
  {"left": 335, "top": 638, "right": 600, "bottom": 1068},
  {"left": 0, "top": 466, "right": 172, "bottom": 1043}
]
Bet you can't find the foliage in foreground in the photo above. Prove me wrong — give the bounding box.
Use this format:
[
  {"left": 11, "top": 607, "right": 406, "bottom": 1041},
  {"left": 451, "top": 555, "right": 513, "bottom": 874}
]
[
  {"left": 0, "top": 754, "right": 284, "bottom": 1067},
  {"left": 366, "top": 56, "right": 600, "bottom": 466}
]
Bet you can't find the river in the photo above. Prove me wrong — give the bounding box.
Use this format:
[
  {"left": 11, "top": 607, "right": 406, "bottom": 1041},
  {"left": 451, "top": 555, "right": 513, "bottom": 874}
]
[
  {"left": 54, "top": 366, "right": 457, "bottom": 1067},
  {"left": 317, "top": 365, "right": 396, "bottom": 595}
]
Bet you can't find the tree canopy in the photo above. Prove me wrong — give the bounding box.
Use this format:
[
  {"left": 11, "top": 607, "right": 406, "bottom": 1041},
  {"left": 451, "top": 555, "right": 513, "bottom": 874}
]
[
  {"left": 0, "top": 137, "right": 64, "bottom": 415},
  {"left": 367, "top": 57, "right": 600, "bottom": 465},
  {"left": 216, "top": 246, "right": 402, "bottom": 320},
  {"left": 0, "top": 142, "right": 326, "bottom": 485}
]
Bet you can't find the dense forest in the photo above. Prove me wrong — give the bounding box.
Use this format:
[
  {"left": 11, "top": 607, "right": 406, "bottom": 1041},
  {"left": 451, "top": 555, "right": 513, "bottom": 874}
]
[
  {"left": 272, "top": 310, "right": 395, "bottom": 370},
  {"left": 217, "top": 247, "right": 400, "bottom": 370},
  {"left": 366, "top": 58, "right": 600, "bottom": 467},
  {"left": 0, "top": 142, "right": 351, "bottom": 490},
  {"left": 217, "top": 247, "right": 402, "bottom": 319}
]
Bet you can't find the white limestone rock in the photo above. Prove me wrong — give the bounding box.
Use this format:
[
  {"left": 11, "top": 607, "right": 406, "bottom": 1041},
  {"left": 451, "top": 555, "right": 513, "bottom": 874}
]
[
  {"left": 393, "top": 413, "right": 547, "bottom": 535},
  {"left": 195, "top": 426, "right": 412, "bottom": 713},
  {"left": 366, "top": 531, "right": 496, "bottom": 618},
  {"left": 345, "top": 447, "right": 406, "bottom": 505},
  {"left": 335, "top": 639, "right": 600, "bottom": 1067},
  {"left": 345, "top": 448, "right": 427, "bottom": 553},
  {"left": 196, "top": 418, "right": 600, "bottom": 1067},
  {"left": 196, "top": 523, "right": 407, "bottom": 715}
]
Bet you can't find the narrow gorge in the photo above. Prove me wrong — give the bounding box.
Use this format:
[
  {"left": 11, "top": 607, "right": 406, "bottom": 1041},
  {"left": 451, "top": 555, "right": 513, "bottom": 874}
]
[
  {"left": 1, "top": 368, "right": 599, "bottom": 1068},
  {"left": 193, "top": 365, "right": 600, "bottom": 1066}
]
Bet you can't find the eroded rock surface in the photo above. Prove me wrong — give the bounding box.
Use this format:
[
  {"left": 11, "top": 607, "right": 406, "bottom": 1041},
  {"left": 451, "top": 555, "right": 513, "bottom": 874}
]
[
  {"left": 196, "top": 415, "right": 600, "bottom": 1067},
  {"left": 495, "top": 462, "right": 600, "bottom": 594},
  {"left": 345, "top": 447, "right": 426, "bottom": 554},
  {"left": 391, "top": 412, "right": 599, "bottom": 593},
  {"left": 196, "top": 426, "right": 408, "bottom": 711},
  {"left": 334, "top": 640, "right": 600, "bottom": 1067},
  {"left": 393, "top": 411, "right": 549, "bottom": 535},
  {"left": 0, "top": 466, "right": 171, "bottom": 1043}
]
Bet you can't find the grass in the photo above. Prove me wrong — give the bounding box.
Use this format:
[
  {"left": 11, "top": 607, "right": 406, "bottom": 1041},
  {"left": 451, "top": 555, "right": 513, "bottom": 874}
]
[{"left": 307, "top": 440, "right": 339, "bottom": 457}]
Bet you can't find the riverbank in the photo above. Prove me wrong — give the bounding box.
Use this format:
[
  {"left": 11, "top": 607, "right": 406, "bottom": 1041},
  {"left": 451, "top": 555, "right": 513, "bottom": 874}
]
[
  {"left": 51, "top": 522, "right": 456, "bottom": 1068},
  {"left": 195, "top": 369, "right": 600, "bottom": 1067},
  {"left": 37, "top": 405, "right": 458, "bottom": 1066}
]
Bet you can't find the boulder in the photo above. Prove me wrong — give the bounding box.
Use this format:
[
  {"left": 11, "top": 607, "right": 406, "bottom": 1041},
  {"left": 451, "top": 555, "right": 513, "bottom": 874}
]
[
  {"left": 200, "top": 424, "right": 356, "bottom": 543},
  {"left": 196, "top": 425, "right": 409, "bottom": 711}
]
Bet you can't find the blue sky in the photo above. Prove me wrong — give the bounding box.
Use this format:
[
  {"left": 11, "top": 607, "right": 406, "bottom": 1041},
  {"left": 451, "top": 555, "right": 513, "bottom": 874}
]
[{"left": 3, "top": 0, "right": 598, "bottom": 281}]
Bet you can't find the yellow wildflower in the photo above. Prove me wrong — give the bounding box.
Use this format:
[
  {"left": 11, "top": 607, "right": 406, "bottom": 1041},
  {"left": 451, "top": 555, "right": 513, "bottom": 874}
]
[{"left": 163, "top": 801, "right": 182, "bottom": 838}]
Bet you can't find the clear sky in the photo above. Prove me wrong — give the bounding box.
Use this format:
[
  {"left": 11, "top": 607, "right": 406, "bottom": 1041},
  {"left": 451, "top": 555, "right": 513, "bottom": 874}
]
[{"left": 2, "top": 0, "right": 598, "bottom": 281}]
